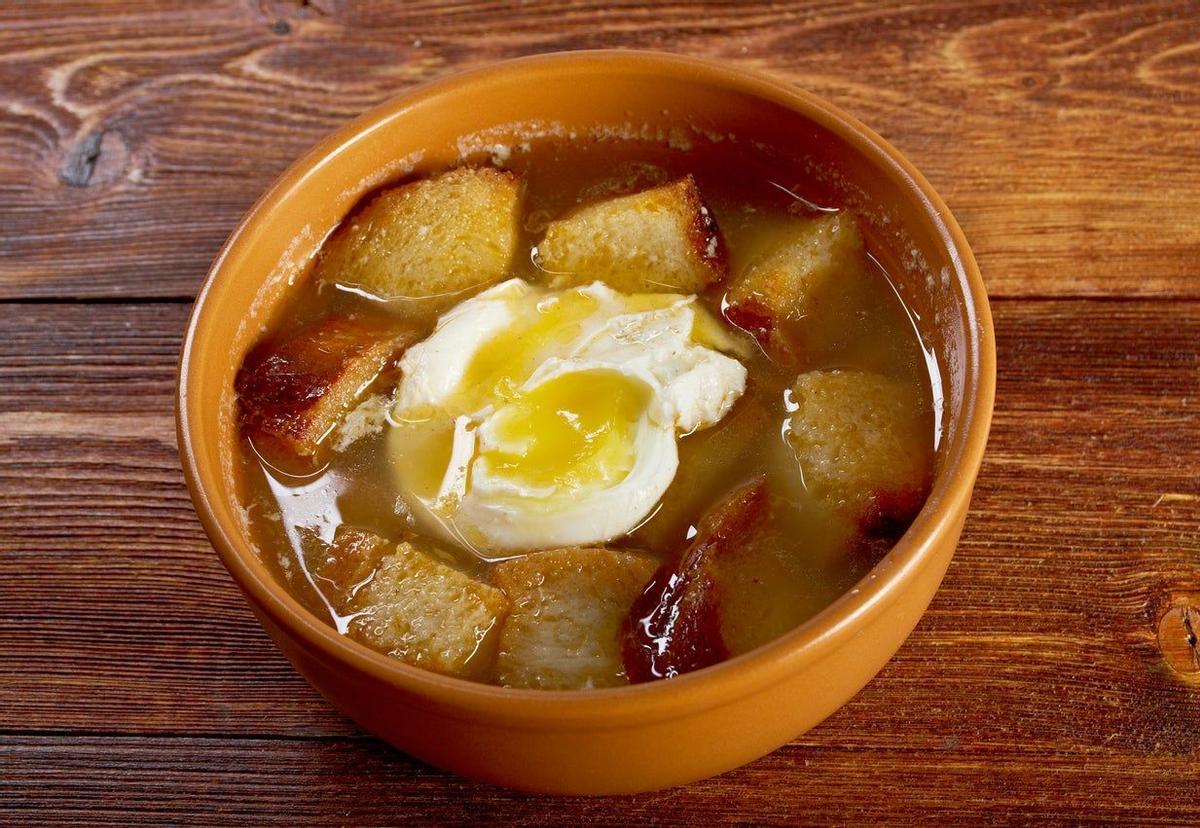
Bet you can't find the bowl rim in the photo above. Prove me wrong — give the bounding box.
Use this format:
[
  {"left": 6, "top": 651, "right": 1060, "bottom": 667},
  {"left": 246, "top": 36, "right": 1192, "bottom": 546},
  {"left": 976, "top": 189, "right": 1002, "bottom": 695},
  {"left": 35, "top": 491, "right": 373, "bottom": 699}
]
[{"left": 177, "top": 49, "right": 995, "bottom": 728}]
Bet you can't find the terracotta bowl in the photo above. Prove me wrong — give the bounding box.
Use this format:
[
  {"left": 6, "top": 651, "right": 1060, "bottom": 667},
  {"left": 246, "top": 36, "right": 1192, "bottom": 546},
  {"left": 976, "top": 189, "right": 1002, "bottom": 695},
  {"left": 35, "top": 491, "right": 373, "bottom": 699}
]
[{"left": 177, "top": 51, "right": 995, "bottom": 794}]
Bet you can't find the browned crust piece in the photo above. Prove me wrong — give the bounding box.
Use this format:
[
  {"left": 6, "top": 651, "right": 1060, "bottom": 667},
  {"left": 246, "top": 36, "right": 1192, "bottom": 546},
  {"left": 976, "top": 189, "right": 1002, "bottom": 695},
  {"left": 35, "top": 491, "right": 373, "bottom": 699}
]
[
  {"left": 312, "top": 166, "right": 522, "bottom": 305},
  {"left": 622, "top": 477, "right": 771, "bottom": 682},
  {"left": 235, "top": 316, "right": 417, "bottom": 460},
  {"left": 303, "top": 525, "right": 392, "bottom": 606},
  {"left": 540, "top": 174, "right": 728, "bottom": 294},
  {"left": 676, "top": 174, "right": 729, "bottom": 287},
  {"left": 306, "top": 526, "right": 510, "bottom": 679},
  {"left": 721, "top": 298, "right": 789, "bottom": 361},
  {"left": 490, "top": 546, "right": 658, "bottom": 690},
  {"left": 350, "top": 539, "right": 510, "bottom": 678},
  {"left": 722, "top": 212, "right": 866, "bottom": 364}
]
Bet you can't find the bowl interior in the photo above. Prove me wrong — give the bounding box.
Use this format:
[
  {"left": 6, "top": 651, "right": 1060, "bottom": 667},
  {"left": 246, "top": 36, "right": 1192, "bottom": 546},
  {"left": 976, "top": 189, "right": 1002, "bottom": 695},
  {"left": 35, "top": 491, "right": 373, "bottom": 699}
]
[{"left": 180, "top": 51, "right": 992, "bottom": 714}]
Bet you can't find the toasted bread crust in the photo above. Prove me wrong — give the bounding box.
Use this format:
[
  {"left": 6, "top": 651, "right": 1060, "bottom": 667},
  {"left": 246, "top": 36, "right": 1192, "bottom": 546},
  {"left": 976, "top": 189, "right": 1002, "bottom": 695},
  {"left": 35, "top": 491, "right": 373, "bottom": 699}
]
[
  {"left": 308, "top": 527, "right": 510, "bottom": 678},
  {"left": 539, "top": 175, "right": 727, "bottom": 294},
  {"left": 724, "top": 212, "right": 864, "bottom": 359},
  {"left": 677, "top": 175, "right": 729, "bottom": 285},
  {"left": 303, "top": 525, "right": 392, "bottom": 606},
  {"left": 623, "top": 478, "right": 770, "bottom": 683},
  {"left": 491, "top": 547, "right": 658, "bottom": 690},
  {"left": 786, "top": 369, "right": 931, "bottom": 525},
  {"left": 351, "top": 540, "right": 509, "bottom": 678},
  {"left": 236, "top": 316, "right": 416, "bottom": 460},
  {"left": 314, "top": 167, "right": 521, "bottom": 304}
]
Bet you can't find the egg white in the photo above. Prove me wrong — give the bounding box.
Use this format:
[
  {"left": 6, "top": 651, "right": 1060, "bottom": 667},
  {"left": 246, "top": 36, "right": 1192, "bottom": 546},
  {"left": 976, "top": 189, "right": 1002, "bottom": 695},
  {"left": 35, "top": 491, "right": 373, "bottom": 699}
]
[{"left": 388, "top": 279, "right": 747, "bottom": 556}]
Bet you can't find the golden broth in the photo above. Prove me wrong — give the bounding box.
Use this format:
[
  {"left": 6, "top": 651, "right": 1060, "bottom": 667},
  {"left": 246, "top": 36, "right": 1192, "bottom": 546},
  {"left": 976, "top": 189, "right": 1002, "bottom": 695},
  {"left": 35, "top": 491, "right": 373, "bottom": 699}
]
[{"left": 237, "top": 134, "right": 937, "bottom": 677}]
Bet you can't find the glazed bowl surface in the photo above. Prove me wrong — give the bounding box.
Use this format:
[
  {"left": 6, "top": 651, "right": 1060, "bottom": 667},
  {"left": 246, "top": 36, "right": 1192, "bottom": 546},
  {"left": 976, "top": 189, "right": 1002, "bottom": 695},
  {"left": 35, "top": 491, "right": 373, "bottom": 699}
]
[{"left": 177, "top": 50, "right": 995, "bottom": 794}]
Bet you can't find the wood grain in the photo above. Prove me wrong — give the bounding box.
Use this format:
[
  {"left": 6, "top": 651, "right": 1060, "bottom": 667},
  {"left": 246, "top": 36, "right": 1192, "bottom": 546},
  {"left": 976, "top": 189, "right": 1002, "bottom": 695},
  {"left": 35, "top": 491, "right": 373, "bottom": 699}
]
[
  {"left": 2, "top": 734, "right": 1197, "bottom": 826},
  {"left": 2, "top": 300, "right": 1197, "bottom": 822},
  {"left": 2, "top": 1, "right": 1199, "bottom": 822},
  {"left": 2, "top": 1, "right": 1199, "bottom": 300}
]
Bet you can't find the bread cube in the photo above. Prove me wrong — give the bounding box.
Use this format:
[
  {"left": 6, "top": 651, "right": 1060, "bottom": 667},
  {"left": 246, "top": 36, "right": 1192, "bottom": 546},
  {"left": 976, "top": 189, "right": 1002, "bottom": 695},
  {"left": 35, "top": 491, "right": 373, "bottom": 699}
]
[
  {"left": 314, "top": 167, "right": 521, "bottom": 302},
  {"left": 537, "top": 175, "right": 726, "bottom": 294},
  {"left": 490, "top": 547, "right": 658, "bottom": 690},
  {"left": 786, "top": 369, "right": 931, "bottom": 531},
  {"left": 724, "top": 212, "right": 865, "bottom": 354},
  {"left": 709, "top": 504, "right": 860, "bottom": 656},
  {"left": 709, "top": 525, "right": 817, "bottom": 657},
  {"left": 236, "top": 316, "right": 416, "bottom": 461},
  {"left": 326, "top": 532, "right": 509, "bottom": 679},
  {"left": 623, "top": 478, "right": 769, "bottom": 682},
  {"left": 303, "top": 526, "right": 391, "bottom": 606}
]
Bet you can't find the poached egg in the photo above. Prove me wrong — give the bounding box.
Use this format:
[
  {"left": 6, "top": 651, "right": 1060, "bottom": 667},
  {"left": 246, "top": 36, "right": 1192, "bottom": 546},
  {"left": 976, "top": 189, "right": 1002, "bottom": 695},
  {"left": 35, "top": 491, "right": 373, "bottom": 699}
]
[{"left": 388, "top": 278, "right": 747, "bottom": 556}]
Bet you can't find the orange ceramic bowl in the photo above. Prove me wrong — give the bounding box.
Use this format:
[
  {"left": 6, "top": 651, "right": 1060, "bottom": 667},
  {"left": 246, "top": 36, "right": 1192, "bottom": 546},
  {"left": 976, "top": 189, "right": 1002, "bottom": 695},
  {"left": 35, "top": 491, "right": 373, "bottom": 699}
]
[{"left": 177, "top": 51, "right": 995, "bottom": 794}]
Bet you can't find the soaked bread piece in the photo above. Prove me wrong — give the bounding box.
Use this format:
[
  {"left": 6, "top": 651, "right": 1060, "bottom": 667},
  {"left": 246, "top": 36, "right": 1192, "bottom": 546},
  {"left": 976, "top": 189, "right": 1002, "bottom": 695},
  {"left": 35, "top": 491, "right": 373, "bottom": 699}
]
[
  {"left": 314, "top": 167, "right": 521, "bottom": 303},
  {"left": 724, "top": 212, "right": 865, "bottom": 357},
  {"left": 710, "top": 504, "right": 860, "bottom": 656},
  {"left": 304, "top": 526, "right": 392, "bottom": 606},
  {"left": 538, "top": 175, "right": 726, "bottom": 294},
  {"left": 351, "top": 541, "right": 509, "bottom": 679},
  {"left": 623, "top": 478, "right": 769, "bottom": 683},
  {"left": 786, "top": 369, "right": 931, "bottom": 531},
  {"left": 491, "top": 547, "right": 657, "bottom": 690},
  {"left": 310, "top": 527, "right": 510, "bottom": 679},
  {"left": 235, "top": 316, "right": 417, "bottom": 461}
]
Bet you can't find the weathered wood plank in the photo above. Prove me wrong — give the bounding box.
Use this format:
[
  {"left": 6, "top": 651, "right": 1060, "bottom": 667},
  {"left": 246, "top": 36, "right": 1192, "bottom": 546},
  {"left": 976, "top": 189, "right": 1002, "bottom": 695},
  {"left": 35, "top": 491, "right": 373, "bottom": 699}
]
[
  {"left": 1, "top": 734, "right": 1197, "bottom": 825},
  {"left": 0, "top": 300, "right": 1196, "bottom": 823},
  {"left": 1, "top": 1, "right": 1198, "bottom": 299},
  {"left": 0, "top": 302, "right": 354, "bottom": 736},
  {"left": 3, "top": 1, "right": 1200, "bottom": 817}
]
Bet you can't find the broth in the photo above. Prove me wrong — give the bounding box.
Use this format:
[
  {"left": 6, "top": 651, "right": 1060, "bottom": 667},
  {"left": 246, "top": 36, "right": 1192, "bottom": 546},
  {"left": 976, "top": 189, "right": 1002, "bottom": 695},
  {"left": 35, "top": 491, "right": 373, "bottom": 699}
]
[{"left": 236, "top": 134, "right": 937, "bottom": 685}]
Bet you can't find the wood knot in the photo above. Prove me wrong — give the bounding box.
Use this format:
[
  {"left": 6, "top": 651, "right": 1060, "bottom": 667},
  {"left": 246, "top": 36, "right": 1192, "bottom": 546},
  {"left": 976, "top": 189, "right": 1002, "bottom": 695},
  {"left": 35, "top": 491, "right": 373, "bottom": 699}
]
[
  {"left": 61, "top": 132, "right": 104, "bottom": 187},
  {"left": 257, "top": 0, "right": 332, "bottom": 23},
  {"left": 1157, "top": 603, "right": 1200, "bottom": 676},
  {"left": 59, "top": 130, "right": 130, "bottom": 189}
]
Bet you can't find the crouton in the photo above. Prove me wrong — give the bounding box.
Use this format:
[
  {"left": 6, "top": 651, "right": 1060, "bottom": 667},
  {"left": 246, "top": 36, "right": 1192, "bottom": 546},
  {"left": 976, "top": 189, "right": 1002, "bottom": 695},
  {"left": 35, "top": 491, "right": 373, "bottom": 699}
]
[
  {"left": 310, "top": 528, "right": 509, "bottom": 679},
  {"left": 724, "top": 212, "right": 865, "bottom": 356},
  {"left": 491, "top": 547, "right": 658, "bottom": 690},
  {"left": 709, "top": 506, "right": 859, "bottom": 656},
  {"left": 623, "top": 478, "right": 769, "bottom": 682},
  {"left": 537, "top": 175, "right": 726, "bottom": 294},
  {"left": 304, "top": 525, "right": 391, "bottom": 606},
  {"left": 786, "top": 369, "right": 931, "bottom": 532},
  {"left": 709, "top": 525, "right": 816, "bottom": 656},
  {"left": 236, "top": 316, "right": 417, "bottom": 461},
  {"left": 314, "top": 167, "right": 521, "bottom": 303}
]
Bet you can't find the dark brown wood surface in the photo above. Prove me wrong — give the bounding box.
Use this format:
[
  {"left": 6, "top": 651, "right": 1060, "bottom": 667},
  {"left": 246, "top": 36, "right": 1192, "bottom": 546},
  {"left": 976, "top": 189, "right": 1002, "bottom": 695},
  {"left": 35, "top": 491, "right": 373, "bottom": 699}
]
[{"left": 1, "top": 1, "right": 1197, "bottom": 824}]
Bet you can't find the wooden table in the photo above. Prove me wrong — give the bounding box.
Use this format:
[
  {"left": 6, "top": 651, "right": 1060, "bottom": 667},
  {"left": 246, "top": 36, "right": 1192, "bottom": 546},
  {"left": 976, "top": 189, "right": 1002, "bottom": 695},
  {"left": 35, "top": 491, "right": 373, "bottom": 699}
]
[{"left": 2, "top": 1, "right": 1198, "bottom": 823}]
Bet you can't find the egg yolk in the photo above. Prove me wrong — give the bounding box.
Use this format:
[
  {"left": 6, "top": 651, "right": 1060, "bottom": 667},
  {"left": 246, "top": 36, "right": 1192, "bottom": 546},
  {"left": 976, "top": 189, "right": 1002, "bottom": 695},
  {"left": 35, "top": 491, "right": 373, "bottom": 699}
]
[
  {"left": 457, "top": 287, "right": 683, "bottom": 413},
  {"left": 459, "top": 291, "right": 600, "bottom": 410},
  {"left": 476, "top": 369, "right": 652, "bottom": 492}
]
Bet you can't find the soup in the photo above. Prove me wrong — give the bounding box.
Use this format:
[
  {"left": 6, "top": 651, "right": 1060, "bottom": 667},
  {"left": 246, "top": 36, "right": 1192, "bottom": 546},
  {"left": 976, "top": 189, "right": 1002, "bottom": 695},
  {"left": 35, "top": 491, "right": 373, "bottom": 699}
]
[{"left": 234, "top": 135, "right": 936, "bottom": 689}]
